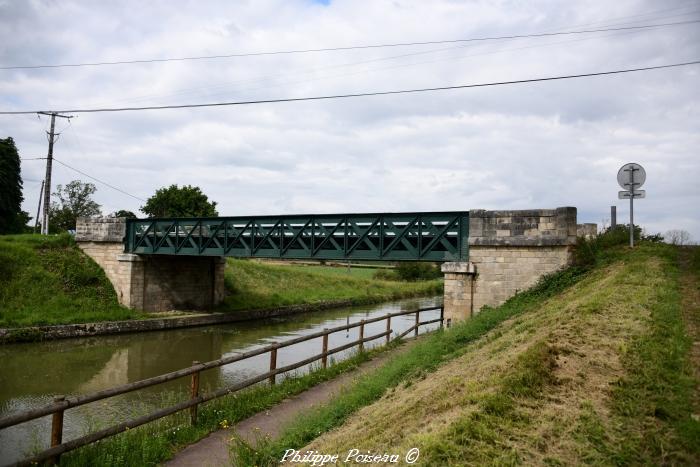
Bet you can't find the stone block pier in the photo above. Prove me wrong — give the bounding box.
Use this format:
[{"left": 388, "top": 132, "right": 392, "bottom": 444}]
[{"left": 442, "top": 207, "right": 581, "bottom": 324}]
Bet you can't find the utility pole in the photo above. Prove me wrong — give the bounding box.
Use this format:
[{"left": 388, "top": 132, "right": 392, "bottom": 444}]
[
  {"left": 34, "top": 180, "right": 44, "bottom": 234},
  {"left": 38, "top": 111, "right": 73, "bottom": 234}
]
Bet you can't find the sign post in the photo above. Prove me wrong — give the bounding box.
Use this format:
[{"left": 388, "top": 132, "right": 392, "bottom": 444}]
[{"left": 617, "top": 163, "right": 646, "bottom": 247}]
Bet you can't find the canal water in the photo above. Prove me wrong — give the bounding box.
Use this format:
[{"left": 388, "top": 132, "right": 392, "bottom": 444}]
[{"left": 0, "top": 296, "right": 441, "bottom": 464}]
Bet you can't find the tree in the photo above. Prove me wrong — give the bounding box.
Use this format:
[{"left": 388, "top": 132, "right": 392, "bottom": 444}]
[
  {"left": 112, "top": 210, "right": 137, "bottom": 218},
  {"left": 665, "top": 229, "right": 691, "bottom": 246},
  {"left": 141, "top": 184, "right": 218, "bottom": 218},
  {"left": 0, "top": 137, "right": 31, "bottom": 234},
  {"left": 49, "top": 180, "right": 102, "bottom": 232}
]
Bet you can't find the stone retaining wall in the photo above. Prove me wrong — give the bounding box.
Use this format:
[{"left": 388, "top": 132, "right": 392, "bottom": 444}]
[{"left": 76, "top": 217, "right": 226, "bottom": 312}]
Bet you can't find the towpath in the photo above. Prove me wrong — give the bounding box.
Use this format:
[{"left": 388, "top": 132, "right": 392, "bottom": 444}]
[{"left": 165, "top": 339, "right": 417, "bottom": 467}]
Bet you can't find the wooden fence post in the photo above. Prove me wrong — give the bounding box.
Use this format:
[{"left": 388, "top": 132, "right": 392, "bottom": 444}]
[
  {"left": 359, "top": 320, "right": 365, "bottom": 352},
  {"left": 415, "top": 310, "right": 420, "bottom": 337},
  {"left": 48, "top": 395, "right": 65, "bottom": 465},
  {"left": 269, "top": 348, "right": 278, "bottom": 385},
  {"left": 322, "top": 330, "right": 329, "bottom": 369},
  {"left": 440, "top": 306, "right": 444, "bottom": 329},
  {"left": 386, "top": 314, "right": 391, "bottom": 344},
  {"left": 190, "top": 361, "right": 200, "bottom": 426}
]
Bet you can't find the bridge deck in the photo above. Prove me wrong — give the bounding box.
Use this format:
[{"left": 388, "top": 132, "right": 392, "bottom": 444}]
[{"left": 125, "top": 212, "right": 469, "bottom": 261}]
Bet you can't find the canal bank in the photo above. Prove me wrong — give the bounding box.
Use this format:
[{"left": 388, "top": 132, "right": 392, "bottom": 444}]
[
  {"left": 0, "top": 296, "right": 442, "bottom": 465},
  {"left": 0, "top": 297, "right": 422, "bottom": 344}
]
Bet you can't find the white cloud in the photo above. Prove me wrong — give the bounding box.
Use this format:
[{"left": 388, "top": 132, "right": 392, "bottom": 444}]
[{"left": 1, "top": 0, "right": 699, "bottom": 240}]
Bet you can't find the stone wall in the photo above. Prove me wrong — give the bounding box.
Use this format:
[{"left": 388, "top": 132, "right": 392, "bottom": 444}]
[
  {"left": 469, "top": 245, "right": 571, "bottom": 312},
  {"left": 76, "top": 217, "right": 226, "bottom": 312},
  {"left": 577, "top": 223, "right": 598, "bottom": 239},
  {"left": 442, "top": 207, "right": 578, "bottom": 323}
]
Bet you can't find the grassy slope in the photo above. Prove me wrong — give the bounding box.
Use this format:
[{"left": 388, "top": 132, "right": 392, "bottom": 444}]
[
  {"left": 0, "top": 234, "right": 144, "bottom": 327},
  {"left": 239, "top": 243, "right": 698, "bottom": 465},
  {"left": 218, "top": 259, "right": 442, "bottom": 312},
  {"left": 0, "top": 235, "right": 441, "bottom": 327}
]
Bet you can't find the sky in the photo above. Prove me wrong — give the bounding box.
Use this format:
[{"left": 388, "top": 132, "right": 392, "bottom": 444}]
[{"left": 1, "top": 0, "right": 699, "bottom": 240}]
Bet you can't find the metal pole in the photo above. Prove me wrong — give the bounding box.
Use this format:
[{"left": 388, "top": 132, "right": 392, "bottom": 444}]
[
  {"left": 629, "top": 169, "right": 634, "bottom": 248},
  {"left": 42, "top": 114, "right": 56, "bottom": 235},
  {"left": 610, "top": 206, "right": 616, "bottom": 229}
]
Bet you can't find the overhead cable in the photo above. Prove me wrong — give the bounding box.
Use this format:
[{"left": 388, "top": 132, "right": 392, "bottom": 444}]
[
  {"left": 53, "top": 158, "right": 147, "bottom": 202},
  {"left": 1, "top": 19, "right": 698, "bottom": 70},
  {"left": 0, "top": 60, "right": 697, "bottom": 115}
]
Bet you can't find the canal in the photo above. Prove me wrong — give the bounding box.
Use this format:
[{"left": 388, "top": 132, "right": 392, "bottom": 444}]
[{"left": 0, "top": 296, "right": 442, "bottom": 464}]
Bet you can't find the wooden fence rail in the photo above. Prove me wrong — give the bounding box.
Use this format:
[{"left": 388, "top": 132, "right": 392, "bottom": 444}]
[{"left": 1, "top": 305, "right": 444, "bottom": 467}]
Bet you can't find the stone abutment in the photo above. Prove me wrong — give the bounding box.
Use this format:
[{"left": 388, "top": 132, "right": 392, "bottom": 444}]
[
  {"left": 76, "top": 217, "right": 225, "bottom": 312},
  {"left": 442, "top": 207, "right": 582, "bottom": 323}
]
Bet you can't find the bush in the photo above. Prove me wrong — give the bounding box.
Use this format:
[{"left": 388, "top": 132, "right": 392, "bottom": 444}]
[
  {"left": 372, "top": 269, "right": 398, "bottom": 281},
  {"left": 573, "top": 224, "right": 643, "bottom": 267},
  {"left": 394, "top": 262, "right": 442, "bottom": 281}
]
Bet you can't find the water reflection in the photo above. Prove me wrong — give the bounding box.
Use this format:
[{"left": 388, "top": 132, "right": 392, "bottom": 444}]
[{"left": 0, "top": 296, "right": 441, "bottom": 463}]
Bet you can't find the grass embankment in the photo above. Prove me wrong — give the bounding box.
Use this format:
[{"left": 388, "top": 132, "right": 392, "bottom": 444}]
[
  {"left": 0, "top": 234, "right": 145, "bottom": 327},
  {"left": 218, "top": 259, "right": 442, "bottom": 312},
  {"left": 233, "top": 242, "right": 699, "bottom": 465},
  {"left": 0, "top": 235, "right": 441, "bottom": 328}
]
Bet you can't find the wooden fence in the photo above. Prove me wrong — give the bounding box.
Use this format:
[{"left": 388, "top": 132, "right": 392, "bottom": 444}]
[{"left": 0, "top": 306, "right": 443, "bottom": 466}]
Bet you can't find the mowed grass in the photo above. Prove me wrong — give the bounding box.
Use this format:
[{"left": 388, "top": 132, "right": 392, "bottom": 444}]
[
  {"left": 218, "top": 258, "right": 442, "bottom": 312},
  {"left": 233, "top": 242, "right": 699, "bottom": 466},
  {"left": 0, "top": 234, "right": 144, "bottom": 327}
]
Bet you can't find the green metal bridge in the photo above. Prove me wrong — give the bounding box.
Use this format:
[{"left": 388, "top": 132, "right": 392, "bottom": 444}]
[{"left": 124, "top": 211, "right": 469, "bottom": 261}]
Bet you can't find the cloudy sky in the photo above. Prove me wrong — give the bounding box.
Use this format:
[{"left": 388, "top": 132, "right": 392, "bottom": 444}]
[{"left": 1, "top": 0, "right": 699, "bottom": 239}]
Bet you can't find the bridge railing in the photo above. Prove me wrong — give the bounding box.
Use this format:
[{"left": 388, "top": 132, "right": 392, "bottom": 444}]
[
  {"left": 0, "top": 306, "right": 444, "bottom": 466},
  {"left": 124, "top": 211, "right": 469, "bottom": 261}
]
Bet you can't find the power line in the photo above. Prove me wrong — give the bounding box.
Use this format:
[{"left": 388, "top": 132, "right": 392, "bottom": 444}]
[
  {"left": 53, "top": 158, "right": 147, "bottom": 202},
  {"left": 1, "top": 19, "right": 698, "bottom": 70},
  {"left": 97, "top": 22, "right": 649, "bottom": 107},
  {"left": 21, "top": 157, "right": 47, "bottom": 160},
  {"left": 1, "top": 60, "right": 697, "bottom": 115}
]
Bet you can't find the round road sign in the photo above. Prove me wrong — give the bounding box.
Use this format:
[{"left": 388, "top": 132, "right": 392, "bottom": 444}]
[{"left": 617, "top": 163, "right": 646, "bottom": 190}]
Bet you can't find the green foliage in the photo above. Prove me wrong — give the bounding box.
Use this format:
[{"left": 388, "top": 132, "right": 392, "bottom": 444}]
[
  {"left": 372, "top": 269, "right": 398, "bottom": 280},
  {"left": 393, "top": 262, "right": 442, "bottom": 281},
  {"left": 49, "top": 180, "right": 102, "bottom": 232},
  {"left": 141, "top": 184, "right": 218, "bottom": 218},
  {"left": 0, "top": 234, "right": 143, "bottom": 327},
  {"left": 0, "top": 137, "right": 31, "bottom": 234},
  {"left": 573, "top": 224, "right": 641, "bottom": 267},
  {"left": 112, "top": 210, "right": 137, "bottom": 218}
]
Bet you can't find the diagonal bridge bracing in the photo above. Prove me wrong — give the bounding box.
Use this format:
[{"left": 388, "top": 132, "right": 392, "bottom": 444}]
[{"left": 125, "top": 212, "right": 469, "bottom": 261}]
